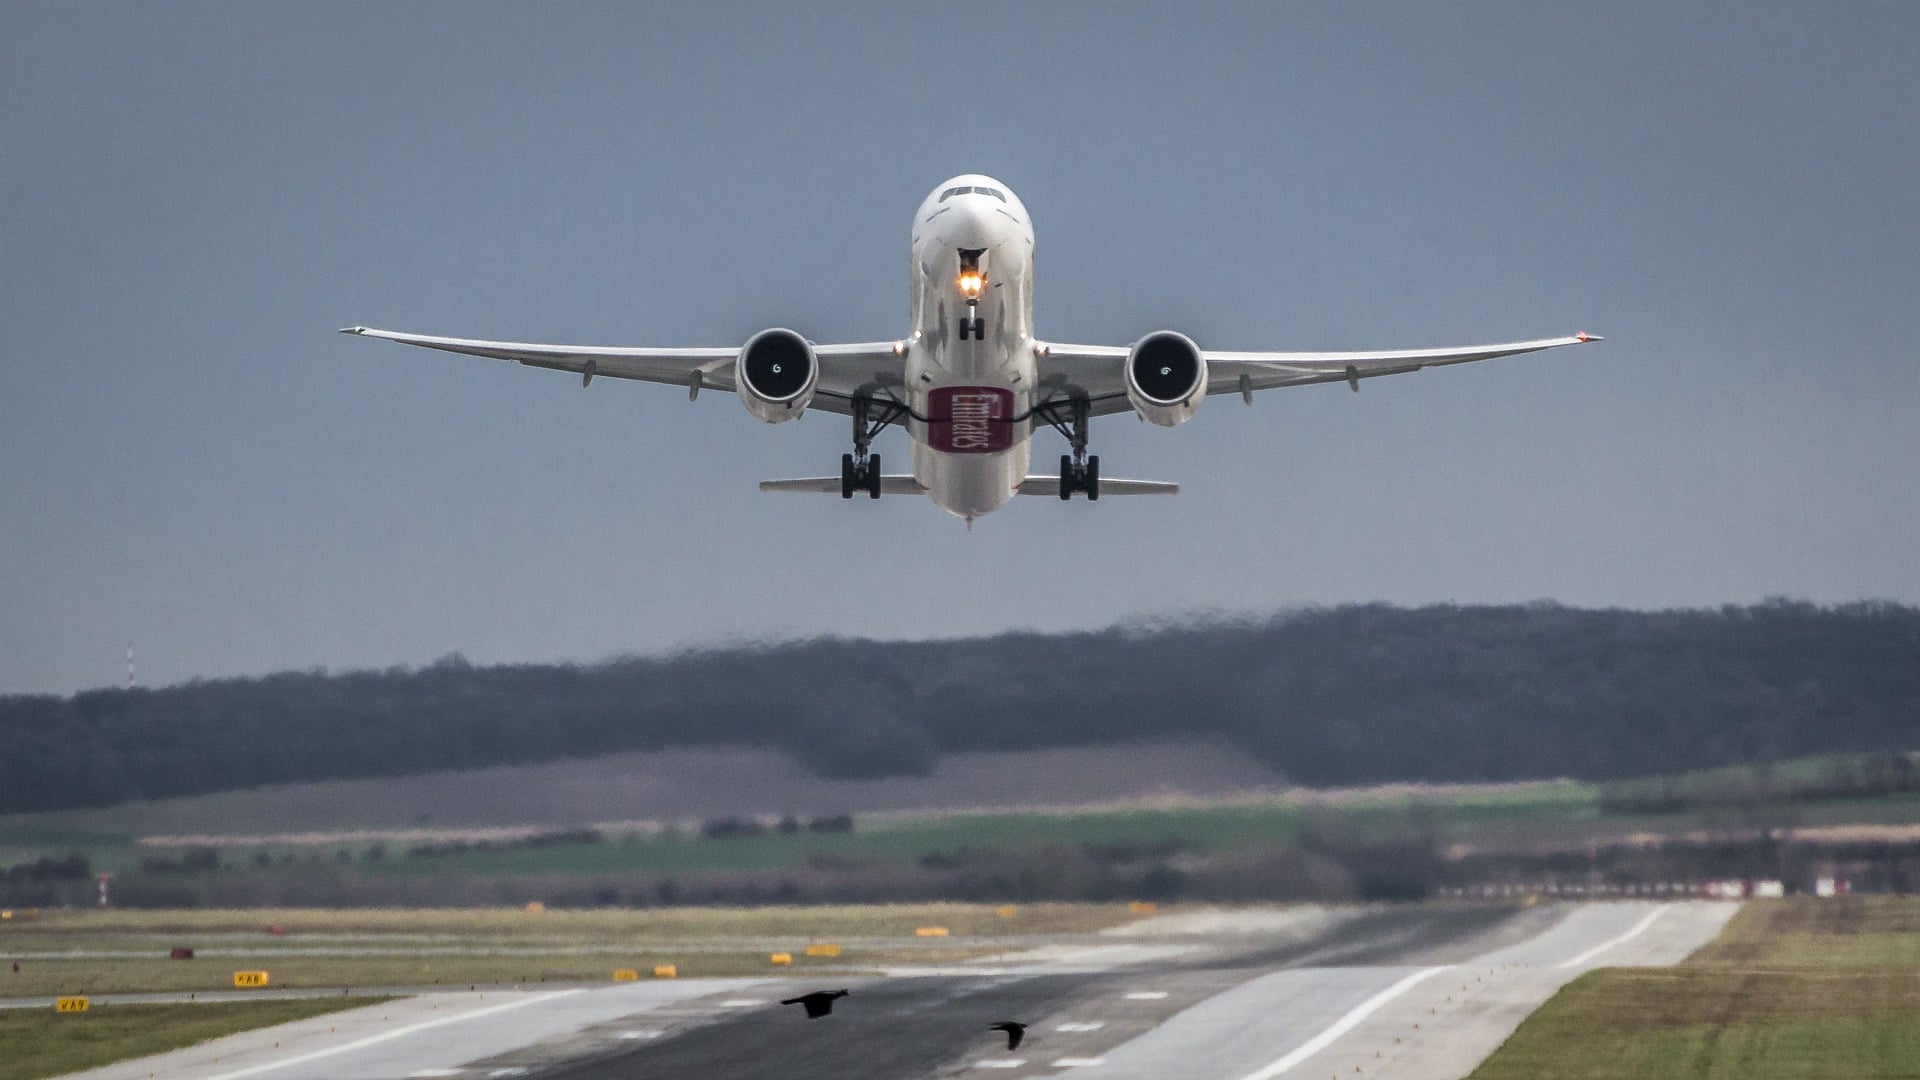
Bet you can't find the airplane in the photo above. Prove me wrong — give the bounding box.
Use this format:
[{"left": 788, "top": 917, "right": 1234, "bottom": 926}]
[{"left": 343, "top": 173, "right": 1598, "bottom": 523}]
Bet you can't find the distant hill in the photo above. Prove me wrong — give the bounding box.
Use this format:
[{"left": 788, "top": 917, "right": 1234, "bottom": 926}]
[{"left": 2, "top": 600, "right": 1916, "bottom": 815}]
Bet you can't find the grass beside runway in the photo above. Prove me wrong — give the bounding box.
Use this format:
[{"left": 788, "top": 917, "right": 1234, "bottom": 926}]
[
  {"left": 0, "top": 998, "right": 384, "bottom": 1080},
  {"left": 0, "top": 902, "right": 1120, "bottom": 996},
  {"left": 1468, "top": 897, "right": 1920, "bottom": 1079}
]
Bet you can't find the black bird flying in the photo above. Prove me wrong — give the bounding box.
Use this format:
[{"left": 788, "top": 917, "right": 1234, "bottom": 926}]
[
  {"left": 781, "top": 989, "right": 850, "bottom": 1019},
  {"left": 989, "top": 1021, "right": 1028, "bottom": 1050}
]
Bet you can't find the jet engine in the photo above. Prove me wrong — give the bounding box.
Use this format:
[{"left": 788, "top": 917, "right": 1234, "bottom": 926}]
[
  {"left": 736, "top": 327, "right": 818, "bottom": 424},
  {"left": 1125, "top": 331, "right": 1207, "bottom": 427}
]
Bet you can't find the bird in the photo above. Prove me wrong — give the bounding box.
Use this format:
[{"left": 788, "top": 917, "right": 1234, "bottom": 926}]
[
  {"left": 780, "top": 989, "right": 849, "bottom": 1019},
  {"left": 989, "top": 1021, "right": 1028, "bottom": 1050}
]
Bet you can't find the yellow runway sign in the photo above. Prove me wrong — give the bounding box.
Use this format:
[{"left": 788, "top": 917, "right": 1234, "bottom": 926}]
[
  {"left": 652, "top": 964, "right": 677, "bottom": 979},
  {"left": 770, "top": 953, "right": 792, "bottom": 966},
  {"left": 233, "top": 970, "right": 270, "bottom": 987},
  {"left": 56, "top": 997, "right": 89, "bottom": 1013},
  {"left": 612, "top": 968, "right": 639, "bottom": 981},
  {"left": 804, "top": 943, "right": 840, "bottom": 957}
]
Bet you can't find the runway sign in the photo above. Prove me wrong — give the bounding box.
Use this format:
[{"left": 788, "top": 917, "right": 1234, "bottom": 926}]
[
  {"left": 770, "top": 953, "right": 792, "bottom": 965},
  {"left": 652, "top": 964, "right": 677, "bottom": 979},
  {"left": 612, "top": 969, "right": 639, "bottom": 981},
  {"left": 995, "top": 905, "right": 1017, "bottom": 918},
  {"left": 804, "top": 944, "right": 841, "bottom": 957},
  {"left": 56, "top": 996, "right": 89, "bottom": 1013},
  {"left": 233, "top": 970, "right": 270, "bottom": 987},
  {"left": 915, "top": 926, "right": 950, "bottom": 937}
]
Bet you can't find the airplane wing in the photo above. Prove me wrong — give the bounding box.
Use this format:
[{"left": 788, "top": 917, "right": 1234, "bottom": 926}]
[
  {"left": 339, "top": 327, "right": 904, "bottom": 417},
  {"left": 1035, "top": 333, "right": 1599, "bottom": 418}
]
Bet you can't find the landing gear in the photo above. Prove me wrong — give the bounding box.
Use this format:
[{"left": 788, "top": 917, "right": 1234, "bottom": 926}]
[
  {"left": 1037, "top": 397, "right": 1099, "bottom": 501},
  {"left": 957, "top": 315, "right": 986, "bottom": 340},
  {"left": 841, "top": 396, "right": 904, "bottom": 500}
]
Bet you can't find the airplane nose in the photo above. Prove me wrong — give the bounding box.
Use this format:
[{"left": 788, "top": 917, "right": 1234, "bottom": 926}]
[{"left": 942, "top": 199, "right": 999, "bottom": 248}]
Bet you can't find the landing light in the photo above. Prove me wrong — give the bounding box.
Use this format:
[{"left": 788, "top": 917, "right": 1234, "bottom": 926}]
[{"left": 958, "top": 271, "right": 985, "bottom": 298}]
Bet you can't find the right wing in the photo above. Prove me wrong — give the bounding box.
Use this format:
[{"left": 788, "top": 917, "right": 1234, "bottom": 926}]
[
  {"left": 1037, "top": 333, "right": 1598, "bottom": 417},
  {"left": 339, "top": 327, "right": 904, "bottom": 417}
]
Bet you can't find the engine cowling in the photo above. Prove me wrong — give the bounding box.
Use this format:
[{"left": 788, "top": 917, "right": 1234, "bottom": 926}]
[
  {"left": 736, "top": 327, "right": 818, "bottom": 424},
  {"left": 1125, "top": 331, "right": 1207, "bottom": 427}
]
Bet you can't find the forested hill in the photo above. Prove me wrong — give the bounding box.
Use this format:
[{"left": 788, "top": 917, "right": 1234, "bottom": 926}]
[{"left": 4, "top": 601, "right": 1917, "bottom": 816}]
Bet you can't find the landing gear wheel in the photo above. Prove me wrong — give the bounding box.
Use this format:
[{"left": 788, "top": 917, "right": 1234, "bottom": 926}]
[
  {"left": 1060, "top": 454, "right": 1074, "bottom": 501},
  {"left": 867, "top": 454, "right": 882, "bottom": 499},
  {"left": 840, "top": 453, "right": 857, "bottom": 500},
  {"left": 1085, "top": 455, "right": 1100, "bottom": 501}
]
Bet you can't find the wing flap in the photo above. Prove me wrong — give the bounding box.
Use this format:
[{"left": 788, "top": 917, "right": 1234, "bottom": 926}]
[
  {"left": 760, "top": 476, "right": 926, "bottom": 494},
  {"left": 1015, "top": 476, "right": 1178, "bottom": 496}
]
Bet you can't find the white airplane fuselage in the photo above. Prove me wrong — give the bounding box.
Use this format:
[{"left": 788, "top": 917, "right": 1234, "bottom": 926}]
[{"left": 905, "top": 175, "right": 1037, "bottom": 519}]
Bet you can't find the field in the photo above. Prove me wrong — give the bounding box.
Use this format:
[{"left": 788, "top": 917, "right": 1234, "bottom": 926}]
[
  {"left": 0, "top": 998, "right": 381, "bottom": 1080},
  {"left": 1469, "top": 897, "right": 1920, "bottom": 1079},
  {"left": 0, "top": 903, "right": 1138, "bottom": 997}
]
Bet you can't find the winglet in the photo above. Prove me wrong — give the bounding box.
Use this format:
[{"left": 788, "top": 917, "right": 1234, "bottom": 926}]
[{"left": 1575, "top": 331, "right": 1603, "bottom": 343}]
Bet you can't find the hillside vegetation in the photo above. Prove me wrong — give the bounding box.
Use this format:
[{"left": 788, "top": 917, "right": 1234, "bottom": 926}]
[{"left": 2, "top": 600, "right": 1915, "bottom": 815}]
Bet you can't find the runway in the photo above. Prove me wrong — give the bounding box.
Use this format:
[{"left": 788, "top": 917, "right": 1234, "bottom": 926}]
[{"left": 50, "top": 901, "right": 1737, "bottom": 1080}]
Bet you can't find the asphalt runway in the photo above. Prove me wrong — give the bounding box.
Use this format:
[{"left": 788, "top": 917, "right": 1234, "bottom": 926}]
[{"left": 51, "top": 901, "right": 1738, "bottom": 1080}]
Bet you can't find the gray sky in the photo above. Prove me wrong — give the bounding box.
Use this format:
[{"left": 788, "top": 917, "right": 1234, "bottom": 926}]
[{"left": 4, "top": 3, "right": 1917, "bottom": 694}]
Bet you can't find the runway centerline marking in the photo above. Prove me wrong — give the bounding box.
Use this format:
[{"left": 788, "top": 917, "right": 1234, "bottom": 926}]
[
  {"left": 719, "top": 999, "right": 767, "bottom": 1007},
  {"left": 197, "top": 989, "right": 585, "bottom": 1080},
  {"left": 614, "top": 1030, "right": 661, "bottom": 1040},
  {"left": 973, "top": 1061, "right": 1025, "bottom": 1069},
  {"left": 1122, "top": 991, "right": 1168, "bottom": 1000},
  {"left": 1052, "top": 1058, "right": 1106, "bottom": 1067},
  {"left": 1056, "top": 1021, "right": 1105, "bottom": 1032},
  {"left": 1556, "top": 904, "right": 1672, "bottom": 969},
  {"left": 1233, "top": 966, "right": 1453, "bottom": 1080}
]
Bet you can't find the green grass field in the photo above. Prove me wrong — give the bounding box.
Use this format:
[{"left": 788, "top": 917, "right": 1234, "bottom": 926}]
[
  {"left": 0, "top": 998, "right": 382, "bottom": 1080},
  {"left": 1469, "top": 897, "right": 1920, "bottom": 1079}
]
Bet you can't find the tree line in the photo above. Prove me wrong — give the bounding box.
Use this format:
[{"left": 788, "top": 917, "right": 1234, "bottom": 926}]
[{"left": 2, "top": 600, "right": 1916, "bottom": 816}]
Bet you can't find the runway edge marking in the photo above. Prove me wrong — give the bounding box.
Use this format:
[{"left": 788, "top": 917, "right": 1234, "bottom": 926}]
[
  {"left": 197, "top": 989, "right": 586, "bottom": 1080},
  {"left": 1554, "top": 903, "right": 1672, "bottom": 969},
  {"left": 1233, "top": 966, "right": 1453, "bottom": 1080}
]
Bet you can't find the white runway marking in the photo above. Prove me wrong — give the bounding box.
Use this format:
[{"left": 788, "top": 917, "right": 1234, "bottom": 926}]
[
  {"left": 1122, "top": 991, "right": 1168, "bottom": 1000},
  {"left": 485, "top": 1070, "right": 527, "bottom": 1078},
  {"left": 1233, "top": 966, "right": 1453, "bottom": 1080},
  {"left": 1556, "top": 904, "right": 1671, "bottom": 969},
  {"left": 1055, "top": 1021, "right": 1105, "bottom": 1032},
  {"left": 719, "top": 998, "right": 768, "bottom": 1007},
  {"left": 1051, "top": 1057, "right": 1106, "bottom": 1067},
  {"left": 198, "top": 990, "right": 584, "bottom": 1080},
  {"left": 407, "top": 1071, "right": 463, "bottom": 1077},
  {"left": 973, "top": 1060, "right": 1025, "bottom": 1069},
  {"left": 614, "top": 1030, "right": 662, "bottom": 1040}
]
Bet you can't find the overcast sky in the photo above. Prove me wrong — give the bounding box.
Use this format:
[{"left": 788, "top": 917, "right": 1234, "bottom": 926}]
[{"left": 4, "top": 3, "right": 1917, "bottom": 694}]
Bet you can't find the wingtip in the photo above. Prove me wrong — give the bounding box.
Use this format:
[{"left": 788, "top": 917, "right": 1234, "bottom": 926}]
[
  {"left": 1575, "top": 331, "right": 1603, "bottom": 343},
  {"left": 338, "top": 326, "right": 368, "bottom": 335}
]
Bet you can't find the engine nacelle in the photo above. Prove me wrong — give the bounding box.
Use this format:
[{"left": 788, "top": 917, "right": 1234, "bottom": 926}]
[
  {"left": 1125, "top": 331, "right": 1207, "bottom": 427},
  {"left": 736, "top": 327, "right": 818, "bottom": 424}
]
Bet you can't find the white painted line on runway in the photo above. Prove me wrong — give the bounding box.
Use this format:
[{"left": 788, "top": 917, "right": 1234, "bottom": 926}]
[
  {"left": 1055, "top": 1021, "right": 1105, "bottom": 1032},
  {"left": 973, "top": 1060, "right": 1025, "bottom": 1069},
  {"left": 1233, "top": 966, "right": 1453, "bottom": 1080},
  {"left": 1123, "top": 991, "right": 1168, "bottom": 1000},
  {"left": 614, "top": 1030, "right": 662, "bottom": 1040},
  {"left": 486, "top": 1070, "right": 527, "bottom": 1078},
  {"left": 1051, "top": 1058, "right": 1106, "bottom": 1068},
  {"left": 719, "top": 998, "right": 768, "bottom": 1007},
  {"left": 408, "top": 1070, "right": 463, "bottom": 1077},
  {"left": 1556, "top": 904, "right": 1671, "bottom": 969},
  {"left": 198, "top": 989, "right": 585, "bottom": 1080}
]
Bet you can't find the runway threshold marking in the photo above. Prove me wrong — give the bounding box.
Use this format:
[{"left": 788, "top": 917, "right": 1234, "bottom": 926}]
[
  {"left": 196, "top": 989, "right": 585, "bottom": 1080},
  {"left": 1555, "top": 904, "right": 1672, "bottom": 969},
  {"left": 1232, "top": 966, "right": 1453, "bottom": 1080}
]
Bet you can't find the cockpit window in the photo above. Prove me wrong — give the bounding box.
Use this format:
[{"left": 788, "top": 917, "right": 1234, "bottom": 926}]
[{"left": 939, "top": 185, "right": 1009, "bottom": 203}]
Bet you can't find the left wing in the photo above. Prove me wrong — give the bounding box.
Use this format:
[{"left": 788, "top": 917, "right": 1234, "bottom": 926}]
[
  {"left": 1036, "top": 333, "right": 1599, "bottom": 418},
  {"left": 339, "top": 327, "right": 904, "bottom": 416}
]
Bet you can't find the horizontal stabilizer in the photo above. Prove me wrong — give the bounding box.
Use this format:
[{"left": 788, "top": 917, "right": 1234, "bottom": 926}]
[
  {"left": 1016, "top": 476, "right": 1178, "bottom": 496},
  {"left": 760, "top": 476, "right": 926, "bottom": 494}
]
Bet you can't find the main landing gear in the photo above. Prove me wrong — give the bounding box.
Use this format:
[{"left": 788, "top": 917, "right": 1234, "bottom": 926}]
[
  {"left": 841, "top": 396, "right": 907, "bottom": 500},
  {"left": 1036, "top": 397, "right": 1099, "bottom": 501}
]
